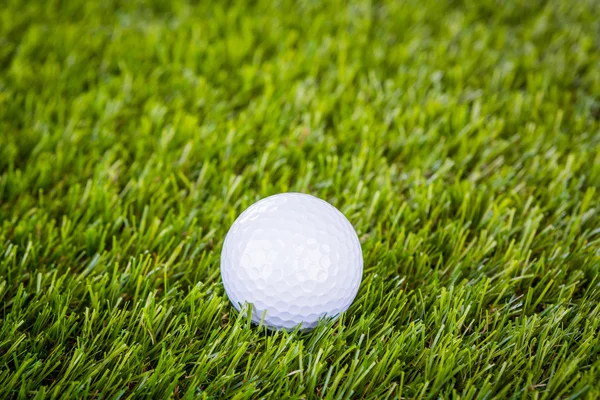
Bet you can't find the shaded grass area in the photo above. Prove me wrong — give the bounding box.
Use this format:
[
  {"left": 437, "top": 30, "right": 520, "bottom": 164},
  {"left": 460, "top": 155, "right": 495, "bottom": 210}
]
[{"left": 1, "top": 0, "right": 600, "bottom": 398}]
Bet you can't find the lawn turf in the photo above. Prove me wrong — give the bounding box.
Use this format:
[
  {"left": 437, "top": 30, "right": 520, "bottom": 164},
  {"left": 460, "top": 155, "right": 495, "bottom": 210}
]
[{"left": 1, "top": 0, "right": 600, "bottom": 398}]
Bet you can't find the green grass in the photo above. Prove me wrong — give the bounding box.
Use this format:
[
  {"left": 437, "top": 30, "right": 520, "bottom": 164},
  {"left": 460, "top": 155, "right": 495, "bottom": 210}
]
[{"left": 1, "top": 0, "right": 600, "bottom": 398}]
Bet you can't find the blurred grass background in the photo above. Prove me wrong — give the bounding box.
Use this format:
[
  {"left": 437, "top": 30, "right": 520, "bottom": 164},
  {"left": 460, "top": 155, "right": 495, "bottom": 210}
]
[{"left": 1, "top": 0, "right": 600, "bottom": 398}]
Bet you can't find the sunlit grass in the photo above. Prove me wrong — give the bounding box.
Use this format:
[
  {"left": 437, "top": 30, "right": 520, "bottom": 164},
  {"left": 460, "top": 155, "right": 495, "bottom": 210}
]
[{"left": 1, "top": 0, "right": 599, "bottom": 398}]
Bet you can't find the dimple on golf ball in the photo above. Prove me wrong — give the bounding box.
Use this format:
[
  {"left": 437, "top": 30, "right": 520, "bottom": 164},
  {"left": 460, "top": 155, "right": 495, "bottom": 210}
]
[{"left": 220, "top": 193, "right": 363, "bottom": 330}]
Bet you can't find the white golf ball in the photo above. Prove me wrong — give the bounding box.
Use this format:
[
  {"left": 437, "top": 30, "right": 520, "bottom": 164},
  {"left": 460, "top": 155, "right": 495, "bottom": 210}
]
[{"left": 220, "top": 193, "right": 363, "bottom": 330}]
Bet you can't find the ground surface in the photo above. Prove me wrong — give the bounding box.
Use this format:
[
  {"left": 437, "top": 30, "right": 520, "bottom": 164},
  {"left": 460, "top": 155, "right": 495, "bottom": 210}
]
[{"left": 1, "top": 0, "right": 600, "bottom": 398}]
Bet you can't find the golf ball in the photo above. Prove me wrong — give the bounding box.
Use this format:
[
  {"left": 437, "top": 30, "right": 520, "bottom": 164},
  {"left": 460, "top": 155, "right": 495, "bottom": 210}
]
[{"left": 220, "top": 193, "right": 363, "bottom": 330}]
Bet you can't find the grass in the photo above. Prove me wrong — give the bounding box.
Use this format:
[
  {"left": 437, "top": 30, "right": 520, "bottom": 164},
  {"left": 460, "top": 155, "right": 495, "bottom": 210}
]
[{"left": 1, "top": 0, "right": 600, "bottom": 398}]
